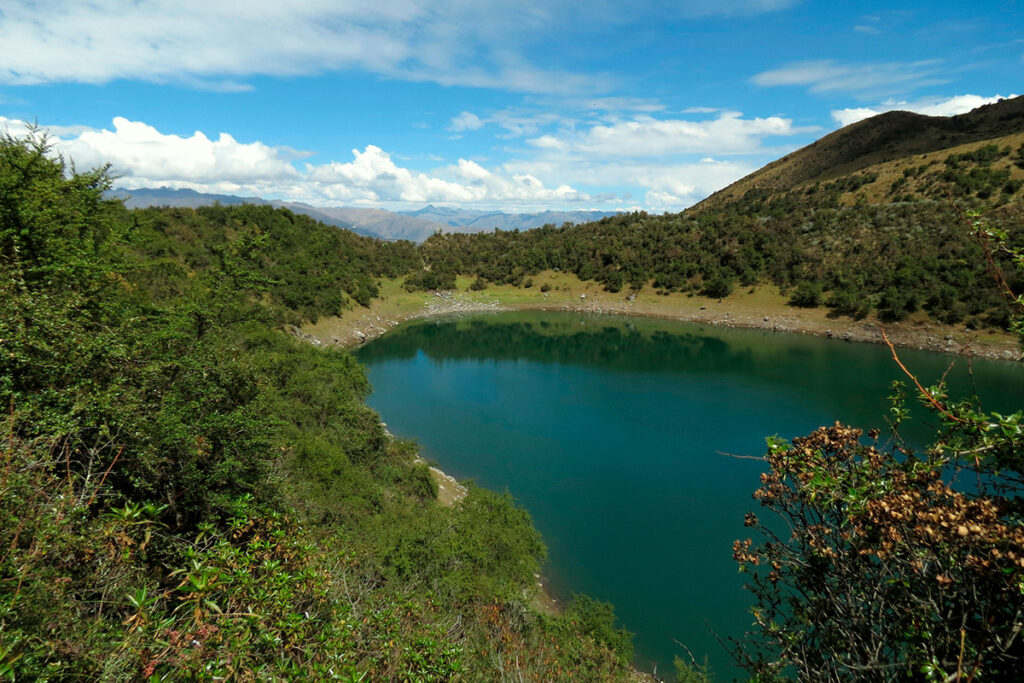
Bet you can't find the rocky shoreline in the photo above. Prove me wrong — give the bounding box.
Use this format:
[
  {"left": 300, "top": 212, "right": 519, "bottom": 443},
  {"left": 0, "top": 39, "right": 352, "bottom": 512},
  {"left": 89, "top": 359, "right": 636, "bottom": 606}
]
[
  {"left": 302, "top": 289, "right": 1021, "bottom": 362},
  {"left": 546, "top": 300, "right": 1022, "bottom": 361},
  {"left": 303, "top": 291, "right": 514, "bottom": 348}
]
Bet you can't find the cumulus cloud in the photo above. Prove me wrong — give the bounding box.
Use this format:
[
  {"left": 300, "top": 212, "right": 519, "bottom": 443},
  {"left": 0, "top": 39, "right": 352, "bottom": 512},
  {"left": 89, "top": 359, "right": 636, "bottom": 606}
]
[
  {"left": 831, "top": 93, "right": 1019, "bottom": 127},
  {"left": 752, "top": 59, "right": 948, "bottom": 97},
  {"left": 59, "top": 117, "right": 301, "bottom": 187},
  {"left": 308, "top": 146, "right": 484, "bottom": 203},
  {"left": 504, "top": 156, "right": 758, "bottom": 211},
  {"left": 4, "top": 111, "right": 793, "bottom": 211},
  {"left": 640, "top": 159, "right": 757, "bottom": 209},
  {"left": 307, "top": 146, "right": 587, "bottom": 206},
  {"left": 4, "top": 115, "right": 590, "bottom": 209},
  {"left": 301, "top": 145, "right": 588, "bottom": 206},
  {"left": 527, "top": 111, "right": 813, "bottom": 157},
  {"left": 0, "top": 117, "right": 35, "bottom": 139}
]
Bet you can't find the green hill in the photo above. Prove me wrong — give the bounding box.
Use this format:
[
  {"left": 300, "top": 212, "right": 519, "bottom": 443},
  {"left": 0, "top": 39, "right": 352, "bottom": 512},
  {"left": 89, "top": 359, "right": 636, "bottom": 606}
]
[
  {"left": 695, "top": 95, "right": 1024, "bottom": 209},
  {"left": 410, "top": 98, "right": 1024, "bottom": 329},
  {"left": 0, "top": 132, "right": 637, "bottom": 681}
]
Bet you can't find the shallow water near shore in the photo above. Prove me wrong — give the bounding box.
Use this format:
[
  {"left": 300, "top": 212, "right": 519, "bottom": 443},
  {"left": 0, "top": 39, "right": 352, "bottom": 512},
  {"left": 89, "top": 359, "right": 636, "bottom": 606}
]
[{"left": 356, "top": 311, "right": 1024, "bottom": 678}]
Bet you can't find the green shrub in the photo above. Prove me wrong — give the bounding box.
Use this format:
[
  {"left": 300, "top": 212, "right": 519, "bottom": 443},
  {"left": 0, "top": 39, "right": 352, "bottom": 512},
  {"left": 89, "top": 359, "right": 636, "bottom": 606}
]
[{"left": 788, "top": 281, "right": 823, "bottom": 308}]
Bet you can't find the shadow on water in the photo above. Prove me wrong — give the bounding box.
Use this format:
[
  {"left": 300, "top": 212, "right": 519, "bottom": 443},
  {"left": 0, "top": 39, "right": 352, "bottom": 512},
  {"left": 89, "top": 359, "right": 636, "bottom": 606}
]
[{"left": 357, "top": 311, "right": 1024, "bottom": 679}]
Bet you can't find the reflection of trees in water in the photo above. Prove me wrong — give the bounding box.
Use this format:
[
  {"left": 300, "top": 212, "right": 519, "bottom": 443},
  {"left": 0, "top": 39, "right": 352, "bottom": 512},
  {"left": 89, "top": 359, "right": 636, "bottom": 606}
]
[
  {"left": 357, "top": 314, "right": 1024, "bottom": 446},
  {"left": 357, "top": 318, "right": 743, "bottom": 375}
]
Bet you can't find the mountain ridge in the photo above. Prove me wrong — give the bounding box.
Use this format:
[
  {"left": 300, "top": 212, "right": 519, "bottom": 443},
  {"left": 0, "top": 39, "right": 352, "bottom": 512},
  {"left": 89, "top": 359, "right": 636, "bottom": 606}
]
[
  {"left": 693, "top": 95, "right": 1024, "bottom": 211},
  {"left": 110, "top": 188, "right": 618, "bottom": 242}
]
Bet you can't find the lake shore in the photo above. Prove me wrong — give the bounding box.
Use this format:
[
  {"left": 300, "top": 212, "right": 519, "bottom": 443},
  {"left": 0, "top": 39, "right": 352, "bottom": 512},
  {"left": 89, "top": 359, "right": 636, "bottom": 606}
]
[
  {"left": 340, "top": 275, "right": 1019, "bottom": 683},
  {"left": 302, "top": 274, "right": 1022, "bottom": 362}
]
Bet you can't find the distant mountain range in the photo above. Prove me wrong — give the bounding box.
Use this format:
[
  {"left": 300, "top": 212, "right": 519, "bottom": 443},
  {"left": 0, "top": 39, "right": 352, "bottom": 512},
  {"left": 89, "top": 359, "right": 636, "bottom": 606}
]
[{"left": 108, "top": 187, "right": 618, "bottom": 242}]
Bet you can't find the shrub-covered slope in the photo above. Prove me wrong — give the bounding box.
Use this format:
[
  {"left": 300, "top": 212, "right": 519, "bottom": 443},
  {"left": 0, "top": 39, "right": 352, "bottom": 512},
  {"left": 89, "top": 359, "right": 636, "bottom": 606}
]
[
  {"left": 0, "top": 133, "right": 636, "bottom": 680},
  {"left": 412, "top": 101, "right": 1024, "bottom": 329}
]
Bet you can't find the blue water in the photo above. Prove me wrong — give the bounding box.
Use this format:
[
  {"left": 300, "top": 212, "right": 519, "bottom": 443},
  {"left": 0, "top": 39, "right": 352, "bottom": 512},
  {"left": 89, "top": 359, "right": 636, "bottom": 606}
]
[{"left": 357, "top": 312, "right": 1024, "bottom": 679}]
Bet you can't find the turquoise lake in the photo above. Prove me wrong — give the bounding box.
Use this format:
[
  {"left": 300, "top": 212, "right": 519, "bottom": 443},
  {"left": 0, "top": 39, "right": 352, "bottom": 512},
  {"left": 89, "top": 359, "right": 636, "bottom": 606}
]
[{"left": 356, "top": 311, "right": 1024, "bottom": 679}]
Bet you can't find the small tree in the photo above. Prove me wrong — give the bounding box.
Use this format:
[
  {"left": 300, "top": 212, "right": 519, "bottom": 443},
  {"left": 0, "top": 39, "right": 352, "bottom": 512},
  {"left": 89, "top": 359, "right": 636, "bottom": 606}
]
[
  {"left": 788, "top": 281, "right": 823, "bottom": 308},
  {"left": 734, "top": 424, "right": 1024, "bottom": 680},
  {"left": 701, "top": 275, "right": 733, "bottom": 299}
]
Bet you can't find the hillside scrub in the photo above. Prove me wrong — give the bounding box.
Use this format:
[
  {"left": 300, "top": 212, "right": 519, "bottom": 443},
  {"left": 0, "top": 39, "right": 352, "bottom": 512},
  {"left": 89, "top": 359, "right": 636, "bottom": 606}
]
[
  {"left": 0, "top": 131, "right": 637, "bottom": 680},
  {"left": 732, "top": 215, "right": 1024, "bottom": 680},
  {"left": 412, "top": 196, "right": 1023, "bottom": 329},
  {"left": 404, "top": 104, "right": 1024, "bottom": 331}
]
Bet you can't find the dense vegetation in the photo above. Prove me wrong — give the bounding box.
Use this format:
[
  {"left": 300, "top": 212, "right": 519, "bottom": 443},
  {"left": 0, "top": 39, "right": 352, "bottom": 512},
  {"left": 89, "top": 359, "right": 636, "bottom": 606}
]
[
  {"left": 127, "top": 203, "right": 420, "bottom": 322},
  {"left": 0, "top": 132, "right": 635, "bottom": 680},
  {"left": 414, "top": 187, "right": 1024, "bottom": 328},
  {"left": 730, "top": 216, "right": 1024, "bottom": 680}
]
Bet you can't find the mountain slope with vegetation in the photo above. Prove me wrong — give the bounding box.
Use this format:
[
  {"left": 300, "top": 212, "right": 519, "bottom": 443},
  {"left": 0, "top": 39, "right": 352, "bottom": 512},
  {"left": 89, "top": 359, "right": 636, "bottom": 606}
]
[
  {"left": 408, "top": 97, "right": 1024, "bottom": 333},
  {"left": 695, "top": 95, "right": 1024, "bottom": 209},
  {"left": 0, "top": 132, "right": 638, "bottom": 681},
  {"left": 113, "top": 187, "right": 619, "bottom": 243}
]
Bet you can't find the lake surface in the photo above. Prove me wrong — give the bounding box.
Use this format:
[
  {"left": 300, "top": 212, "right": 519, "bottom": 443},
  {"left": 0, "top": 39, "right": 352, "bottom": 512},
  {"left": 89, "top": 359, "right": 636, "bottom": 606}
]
[{"left": 356, "top": 311, "right": 1024, "bottom": 679}]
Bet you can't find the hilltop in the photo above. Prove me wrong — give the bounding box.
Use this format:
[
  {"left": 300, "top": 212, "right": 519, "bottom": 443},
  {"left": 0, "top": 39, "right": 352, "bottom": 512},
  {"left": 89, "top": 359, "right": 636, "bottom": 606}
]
[{"left": 695, "top": 95, "right": 1024, "bottom": 210}]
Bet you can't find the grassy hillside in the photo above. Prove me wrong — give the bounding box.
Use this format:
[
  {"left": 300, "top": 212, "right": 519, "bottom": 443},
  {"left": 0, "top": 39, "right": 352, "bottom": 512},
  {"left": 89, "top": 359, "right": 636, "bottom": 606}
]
[{"left": 695, "top": 95, "right": 1024, "bottom": 209}]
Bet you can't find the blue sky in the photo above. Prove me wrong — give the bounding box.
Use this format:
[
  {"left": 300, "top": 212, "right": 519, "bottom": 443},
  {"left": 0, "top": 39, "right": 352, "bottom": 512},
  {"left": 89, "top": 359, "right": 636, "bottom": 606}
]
[{"left": 1, "top": 1, "right": 1020, "bottom": 211}]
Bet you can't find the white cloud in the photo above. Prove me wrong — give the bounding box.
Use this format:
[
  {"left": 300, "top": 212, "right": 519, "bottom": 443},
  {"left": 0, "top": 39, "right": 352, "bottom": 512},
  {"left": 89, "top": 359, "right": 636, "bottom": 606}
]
[
  {"left": 527, "top": 111, "right": 813, "bottom": 157},
  {"left": 831, "top": 93, "right": 1018, "bottom": 127},
  {"left": 307, "top": 147, "right": 587, "bottom": 206},
  {"left": 490, "top": 110, "right": 567, "bottom": 138},
  {"left": 4, "top": 115, "right": 592, "bottom": 209},
  {"left": 443, "top": 109, "right": 568, "bottom": 138},
  {"left": 578, "top": 97, "right": 667, "bottom": 113},
  {"left": 667, "top": 0, "right": 798, "bottom": 17},
  {"left": 59, "top": 117, "right": 301, "bottom": 186},
  {"left": 448, "top": 111, "right": 484, "bottom": 132},
  {"left": 752, "top": 59, "right": 947, "bottom": 97},
  {"left": 503, "top": 156, "right": 759, "bottom": 211},
  {"left": 0, "top": 117, "right": 35, "bottom": 139},
  {"left": 0, "top": 1, "right": 599, "bottom": 94},
  {"left": 455, "top": 159, "right": 492, "bottom": 181},
  {"left": 830, "top": 108, "right": 880, "bottom": 127},
  {"left": 528, "top": 135, "right": 568, "bottom": 151},
  {"left": 309, "top": 146, "right": 486, "bottom": 203},
  {"left": 0, "top": 1, "right": 799, "bottom": 94},
  {"left": 5, "top": 110, "right": 794, "bottom": 211}
]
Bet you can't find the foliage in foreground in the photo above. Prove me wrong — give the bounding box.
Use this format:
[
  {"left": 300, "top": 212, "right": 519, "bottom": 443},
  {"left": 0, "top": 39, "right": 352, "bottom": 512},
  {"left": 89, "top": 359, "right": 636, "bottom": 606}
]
[
  {"left": 0, "top": 131, "right": 635, "bottom": 681},
  {"left": 734, "top": 217, "right": 1024, "bottom": 680}
]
